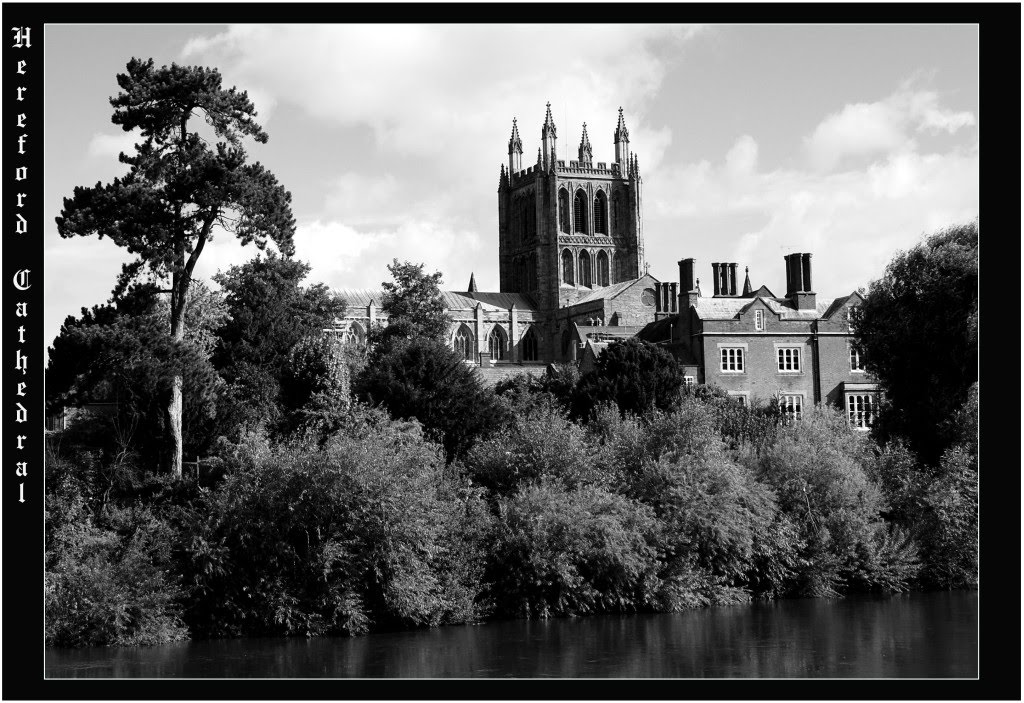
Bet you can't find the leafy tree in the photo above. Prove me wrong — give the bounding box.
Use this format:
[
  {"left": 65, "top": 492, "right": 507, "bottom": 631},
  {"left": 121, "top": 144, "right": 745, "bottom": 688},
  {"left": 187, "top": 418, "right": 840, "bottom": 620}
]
[
  {"left": 571, "top": 338, "right": 684, "bottom": 419},
  {"left": 354, "top": 338, "right": 507, "bottom": 460},
  {"left": 56, "top": 58, "right": 295, "bottom": 476},
  {"left": 376, "top": 259, "right": 451, "bottom": 345},
  {"left": 46, "top": 282, "right": 223, "bottom": 461},
  {"left": 211, "top": 252, "right": 346, "bottom": 438},
  {"left": 279, "top": 334, "right": 352, "bottom": 436},
  {"left": 855, "top": 220, "right": 978, "bottom": 461}
]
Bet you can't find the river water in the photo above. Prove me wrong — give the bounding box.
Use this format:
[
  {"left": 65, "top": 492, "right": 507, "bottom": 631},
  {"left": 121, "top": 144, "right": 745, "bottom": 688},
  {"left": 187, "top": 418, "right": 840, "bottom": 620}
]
[{"left": 46, "top": 590, "right": 976, "bottom": 678}]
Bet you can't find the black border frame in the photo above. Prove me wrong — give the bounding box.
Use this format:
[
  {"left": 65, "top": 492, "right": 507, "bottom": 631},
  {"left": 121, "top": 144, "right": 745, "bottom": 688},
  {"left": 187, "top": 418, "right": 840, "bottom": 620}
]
[{"left": 4, "top": 3, "right": 1019, "bottom": 699}]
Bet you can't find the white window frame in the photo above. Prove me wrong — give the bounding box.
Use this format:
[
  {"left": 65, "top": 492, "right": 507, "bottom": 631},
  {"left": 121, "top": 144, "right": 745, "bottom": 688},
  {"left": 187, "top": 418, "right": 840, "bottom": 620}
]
[
  {"left": 779, "top": 393, "right": 804, "bottom": 421},
  {"left": 719, "top": 346, "right": 745, "bottom": 373},
  {"left": 846, "top": 392, "right": 877, "bottom": 430},
  {"left": 754, "top": 309, "right": 765, "bottom": 332},
  {"left": 683, "top": 375, "right": 696, "bottom": 387},
  {"left": 728, "top": 391, "right": 749, "bottom": 407},
  {"left": 849, "top": 343, "right": 865, "bottom": 373},
  {"left": 776, "top": 346, "right": 802, "bottom": 373}
]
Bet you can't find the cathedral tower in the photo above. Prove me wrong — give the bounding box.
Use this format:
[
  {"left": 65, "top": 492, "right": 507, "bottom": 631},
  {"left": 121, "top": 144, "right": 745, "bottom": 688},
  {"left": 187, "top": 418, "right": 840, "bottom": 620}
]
[{"left": 497, "top": 104, "right": 645, "bottom": 311}]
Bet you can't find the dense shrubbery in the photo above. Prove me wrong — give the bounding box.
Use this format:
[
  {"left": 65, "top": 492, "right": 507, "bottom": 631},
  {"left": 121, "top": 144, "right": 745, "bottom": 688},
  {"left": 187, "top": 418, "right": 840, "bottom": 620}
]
[
  {"left": 45, "top": 242, "right": 976, "bottom": 648},
  {"left": 182, "top": 406, "right": 489, "bottom": 637}
]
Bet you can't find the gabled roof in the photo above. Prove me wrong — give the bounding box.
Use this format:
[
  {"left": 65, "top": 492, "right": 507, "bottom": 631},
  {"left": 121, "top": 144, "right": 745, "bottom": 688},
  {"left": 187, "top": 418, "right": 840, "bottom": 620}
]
[
  {"left": 692, "top": 295, "right": 845, "bottom": 321},
  {"left": 760, "top": 297, "right": 840, "bottom": 320},
  {"left": 820, "top": 291, "right": 863, "bottom": 319},
  {"left": 693, "top": 297, "right": 755, "bottom": 320}
]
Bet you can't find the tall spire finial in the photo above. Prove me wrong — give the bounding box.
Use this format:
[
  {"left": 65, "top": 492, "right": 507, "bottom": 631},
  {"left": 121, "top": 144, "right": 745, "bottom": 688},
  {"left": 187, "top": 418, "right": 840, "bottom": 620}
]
[
  {"left": 578, "top": 122, "right": 592, "bottom": 163},
  {"left": 614, "top": 106, "right": 630, "bottom": 143},
  {"left": 542, "top": 101, "right": 556, "bottom": 138},
  {"left": 541, "top": 101, "right": 557, "bottom": 170},
  {"left": 508, "top": 118, "right": 522, "bottom": 154},
  {"left": 615, "top": 107, "right": 631, "bottom": 167},
  {"left": 508, "top": 118, "right": 523, "bottom": 173},
  {"left": 467, "top": 272, "right": 478, "bottom": 293},
  {"left": 742, "top": 266, "right": 754, "bottom": 297}
]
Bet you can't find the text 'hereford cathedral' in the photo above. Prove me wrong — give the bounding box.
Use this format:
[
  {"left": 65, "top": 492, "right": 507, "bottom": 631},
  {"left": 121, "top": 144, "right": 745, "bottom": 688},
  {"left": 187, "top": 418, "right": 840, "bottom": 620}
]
[{"left": 334, "top": 103, "right": 878, "bottom": 425}]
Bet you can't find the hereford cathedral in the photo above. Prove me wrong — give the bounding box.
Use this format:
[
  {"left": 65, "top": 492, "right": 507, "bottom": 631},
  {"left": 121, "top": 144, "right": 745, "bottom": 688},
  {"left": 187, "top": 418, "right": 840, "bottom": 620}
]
[{"left": 333, "top": 104, "right": 878, "bottom": 423}]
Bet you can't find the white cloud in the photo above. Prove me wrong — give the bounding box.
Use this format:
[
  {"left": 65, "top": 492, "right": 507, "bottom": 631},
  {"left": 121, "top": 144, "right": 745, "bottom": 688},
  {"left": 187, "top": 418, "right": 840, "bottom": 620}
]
[
  {"left": 86, "top": 131, "right": 139, "bottom": 160},
  {"left": 644, "top": 129, "right": 978, "bottom": 297},
  {"left": 803, "top": 90, "right": 975, "bottom": 171},
  {"left": 725, "top": 135, "right": 758, "bottom": 177},
  {"left": 292, "top": 218, "right": 488, "bottom": 294}
]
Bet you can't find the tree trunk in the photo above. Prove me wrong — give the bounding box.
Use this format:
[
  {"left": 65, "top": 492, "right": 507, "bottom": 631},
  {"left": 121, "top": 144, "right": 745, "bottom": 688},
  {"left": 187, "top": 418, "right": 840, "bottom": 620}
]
[
  {"left": 168, "top": 375, "right": 183, "bottom": 478},
  {"left": 167, "top": 244, "right": 187, "bottom": 478}
]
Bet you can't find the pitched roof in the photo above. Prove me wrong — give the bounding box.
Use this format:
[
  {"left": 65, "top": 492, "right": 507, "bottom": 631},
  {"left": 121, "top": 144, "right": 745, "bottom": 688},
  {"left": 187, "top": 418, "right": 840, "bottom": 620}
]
[
  {"left": 441, "top": 290, "right": 539, "bottom": 312},
  {"left": 572, "top": 279, "right": 637, "bottom": 305},
  {"left": 335, "top": 288, "right": 538, "bottom": 313},
  {"left": 692, "top": 295, "right": 843, "bottom": 321},
  {"left": 335, "top": 288, "right": 384, "bottom": 308}
]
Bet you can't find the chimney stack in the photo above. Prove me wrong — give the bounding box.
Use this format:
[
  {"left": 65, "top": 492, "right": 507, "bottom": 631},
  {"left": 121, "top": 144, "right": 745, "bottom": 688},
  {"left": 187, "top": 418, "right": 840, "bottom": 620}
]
[
  {"left": 679, "top": 258, "right": 699, "bottom": 310},
  {"left": 728, "top": 263, "right": 738, "bottom": 296},
  {"left": 711, "top": 263, "right": 721, "bottom": 295},
  {"left": 784, "top": 253, "right": 816, "bottom": 310},
  {"left": 654, "top": 282, "right": 663, "bottom": 313}
]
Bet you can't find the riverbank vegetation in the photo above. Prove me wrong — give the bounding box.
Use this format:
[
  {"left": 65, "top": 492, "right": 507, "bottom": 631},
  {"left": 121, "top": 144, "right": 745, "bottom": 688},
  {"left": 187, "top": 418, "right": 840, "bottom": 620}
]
[
  {"left": 45, "top": 220, "right": 977, "bottom": 646},
  {"left": 47, "top": 62, "right": 978, "bottom": 647}
]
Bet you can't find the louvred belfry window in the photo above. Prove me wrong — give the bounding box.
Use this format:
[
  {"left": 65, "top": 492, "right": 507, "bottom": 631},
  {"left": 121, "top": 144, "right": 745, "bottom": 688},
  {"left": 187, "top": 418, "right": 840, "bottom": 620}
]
[
  {"left": 594, "top": 191, "right": 607, "bottom": 234},
  {"left": 573, "top": 190, "right": 588, "bottom": 233}
]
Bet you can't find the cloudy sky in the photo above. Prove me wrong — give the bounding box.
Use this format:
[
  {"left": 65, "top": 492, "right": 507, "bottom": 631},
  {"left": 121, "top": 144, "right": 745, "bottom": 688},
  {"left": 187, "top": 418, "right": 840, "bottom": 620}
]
[{"left": 43, "top": 24, "right": 978, "bottom": 347}]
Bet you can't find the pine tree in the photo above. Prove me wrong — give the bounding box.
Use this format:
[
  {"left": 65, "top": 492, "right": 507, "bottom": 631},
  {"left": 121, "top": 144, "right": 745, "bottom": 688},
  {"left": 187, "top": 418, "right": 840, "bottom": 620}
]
[{"left": 56, "top": 58, "right": 295, "bottom": 476}]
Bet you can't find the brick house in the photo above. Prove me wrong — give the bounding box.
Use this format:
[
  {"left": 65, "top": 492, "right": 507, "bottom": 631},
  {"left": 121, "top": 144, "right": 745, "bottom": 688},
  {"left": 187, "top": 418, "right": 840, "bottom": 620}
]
[{"left": 637, "top": 255, "right": 880, "bottom": 428}]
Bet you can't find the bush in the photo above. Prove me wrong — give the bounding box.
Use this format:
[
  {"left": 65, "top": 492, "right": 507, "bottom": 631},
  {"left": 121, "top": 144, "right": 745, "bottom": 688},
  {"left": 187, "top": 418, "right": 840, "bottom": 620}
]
[
  {"left": 182, "top": 406, "right": 489, "bottom": 638},
  {"left": 747, "top": 407, "right": 918, "bottom": 596},
  {"left": 464, "top": 402, "right": 603, "bottom": 496},
  {"left": 45, "top": 480, "right": 187, "bottom": 647},
  {"left": 917, "top": 445, "right": 977, "bottom": 589},
  {"left": 488, "top": 480, "right": 660, "bottom": 618}
]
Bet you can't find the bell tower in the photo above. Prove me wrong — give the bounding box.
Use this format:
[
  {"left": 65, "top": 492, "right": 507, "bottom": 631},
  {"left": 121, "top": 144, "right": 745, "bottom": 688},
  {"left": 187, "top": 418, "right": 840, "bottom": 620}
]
[{"left": 497, "top": 104, "right": 644, "bottom": 311}]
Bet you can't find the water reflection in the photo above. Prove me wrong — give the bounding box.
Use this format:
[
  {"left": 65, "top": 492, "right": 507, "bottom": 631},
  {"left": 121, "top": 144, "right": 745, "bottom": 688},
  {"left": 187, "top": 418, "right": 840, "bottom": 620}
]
[{"left": 46, "top": 590, "right": 977, "bottom": 678}]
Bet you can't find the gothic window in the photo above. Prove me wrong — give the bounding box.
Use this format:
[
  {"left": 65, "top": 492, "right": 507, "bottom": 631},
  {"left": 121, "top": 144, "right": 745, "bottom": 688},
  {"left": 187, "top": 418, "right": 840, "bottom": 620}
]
[
  {"left": 562, "top": 249, "right": 574, "bottom": 285},
  {"left": 612, "top": 193, "right": 622, "bottom": 231},
  {"left": 487, "top": 325, "right": 508, "bottom": 361},
  {"left": 573, "top": 189, "right": 588, "bottom": 234},
  {"left": 597, "top": 250, "right": 610, "bottom": 287},
  {"left": 558, "top": 188, "right": 570, "bottom": 233},
  {"left": 521, "top": 326, "right": 538, "bottom": 362},
  {"left": 594, "top": 191, "right": 607, "bottom": 234},
  {"left": 342, "top": 321, "right": 366, "bottom": 345},
  {"left": 578, "top": 249, "right": 592, "bottom": 288},
  {"left": 453, "top": 324, "right": 474, "bottom": 360}
]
